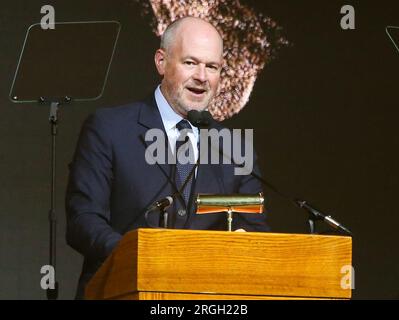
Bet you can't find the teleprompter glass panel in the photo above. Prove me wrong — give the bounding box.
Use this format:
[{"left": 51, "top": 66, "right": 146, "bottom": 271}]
[{"left": 10, "top": 21, "right": 120, "bottom": 103}]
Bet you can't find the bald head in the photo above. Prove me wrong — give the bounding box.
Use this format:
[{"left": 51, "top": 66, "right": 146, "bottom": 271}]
[{"left": 161, "top": 17, "right": 223, "bottom": 54}]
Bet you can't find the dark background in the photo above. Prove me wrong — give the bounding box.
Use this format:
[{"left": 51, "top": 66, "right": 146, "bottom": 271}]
[{"left": 0, "top": 0, "right": 398, "bottom": 299}]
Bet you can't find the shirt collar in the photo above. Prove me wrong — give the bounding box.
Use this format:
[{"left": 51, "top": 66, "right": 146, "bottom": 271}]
[{"left": 154, "top": 85, "right": 183, "bottom": 133}]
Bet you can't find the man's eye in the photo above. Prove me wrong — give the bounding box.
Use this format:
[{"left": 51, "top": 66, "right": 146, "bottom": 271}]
[
  {"left": 207, "top": 65, "right": 219, "bottom": 72},
  {"left": 185, "top": 61, "right": 195, "bottom": 66}
]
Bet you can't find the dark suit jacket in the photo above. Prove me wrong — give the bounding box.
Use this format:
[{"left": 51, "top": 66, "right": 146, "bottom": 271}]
[{"left": 65, "top": 94, "right": 269, "bottom": 299}]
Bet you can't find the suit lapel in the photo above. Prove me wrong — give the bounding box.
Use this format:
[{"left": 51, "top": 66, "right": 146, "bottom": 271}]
[
  {"left": 137, "top": 94, "right": 165, "bottom": 136},
  {"left": 136, "top": 94, "right": 183, "bottom": 204}
]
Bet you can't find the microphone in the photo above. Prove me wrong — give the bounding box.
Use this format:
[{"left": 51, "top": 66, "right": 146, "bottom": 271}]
[
  {"left": 294, "top": 200, "right": 352, "bottom": 235},
  {"left": 187, "top": 110, "right": 213, "bottom": 128},
  {"left": 147, "top": 196, "right": 174, "bottom": 212},
  {"left": 145, "top": 195, "right": 174, "bottom": 229}
]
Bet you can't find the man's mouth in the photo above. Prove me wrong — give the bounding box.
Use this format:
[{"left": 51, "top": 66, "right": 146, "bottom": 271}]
[{"left": 186, "top": 87, "right": 207, "bottom": 96}]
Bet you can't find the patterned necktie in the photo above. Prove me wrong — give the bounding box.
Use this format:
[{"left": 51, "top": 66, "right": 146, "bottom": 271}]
[{"left": 175, "top": 119, "right": 196, "bottom": 205}]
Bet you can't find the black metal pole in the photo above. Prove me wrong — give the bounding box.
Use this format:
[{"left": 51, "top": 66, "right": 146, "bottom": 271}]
[{"left": 47, "top": 102, "right": 59, "bottom": 300}]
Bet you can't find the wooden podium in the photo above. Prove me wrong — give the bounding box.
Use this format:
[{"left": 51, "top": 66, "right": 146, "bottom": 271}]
[{"left": 85, "top": 228, "right": 352, "bottom": 300}]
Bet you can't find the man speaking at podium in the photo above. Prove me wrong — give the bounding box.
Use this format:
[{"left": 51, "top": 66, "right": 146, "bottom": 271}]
[{"left": 66, "top": 17, "right": 269, "bottom": 299}]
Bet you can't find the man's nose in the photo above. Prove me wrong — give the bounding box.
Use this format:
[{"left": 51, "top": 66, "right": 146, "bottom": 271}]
[{"left": 193, "top": 64, "right": 207, "bottom": 83}]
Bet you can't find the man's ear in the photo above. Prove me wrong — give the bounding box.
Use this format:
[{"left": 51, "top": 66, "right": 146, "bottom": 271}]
[{"left": 154, "top": 49, "right": 166, "bottom": 76}]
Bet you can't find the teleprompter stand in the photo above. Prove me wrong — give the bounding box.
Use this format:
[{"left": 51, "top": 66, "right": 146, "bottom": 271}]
[{"left": 9, "top": 21, "right": 120, "bottom": 299}]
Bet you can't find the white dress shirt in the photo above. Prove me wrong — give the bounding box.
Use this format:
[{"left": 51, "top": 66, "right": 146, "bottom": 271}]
[{"left": 154, "top": 85, "right": 199, "bottom": 164}]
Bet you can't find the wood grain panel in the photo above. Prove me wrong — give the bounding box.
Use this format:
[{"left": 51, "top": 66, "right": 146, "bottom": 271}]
[{"left": 86, "top": 229, "right": 352, "bottom": 300}]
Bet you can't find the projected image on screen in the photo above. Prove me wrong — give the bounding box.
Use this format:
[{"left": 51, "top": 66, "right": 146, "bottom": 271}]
[{"left": 135, "top": 0, "right": 288, "bottom": 120}]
